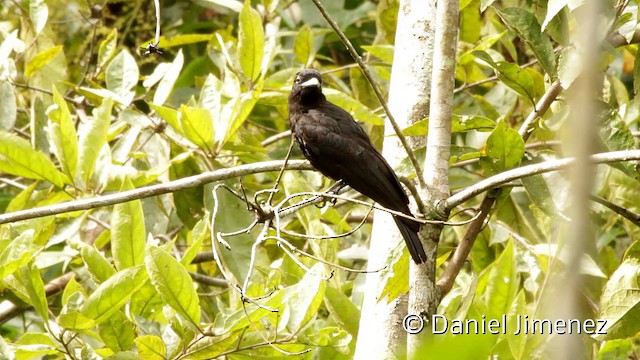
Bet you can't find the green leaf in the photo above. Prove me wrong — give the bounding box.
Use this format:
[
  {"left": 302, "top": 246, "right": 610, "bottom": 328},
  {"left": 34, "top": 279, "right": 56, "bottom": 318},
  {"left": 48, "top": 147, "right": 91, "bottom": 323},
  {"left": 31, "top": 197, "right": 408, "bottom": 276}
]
[
  {"left": 25, "top": 45, "right": 62, "bottom": 78},
  {"left": 481, "top": 0, "right": 496, "bottom": 12},
  {"left": 179, "top": 105, "right": 215, "bottom": 152},
  {"left": 111, "top": 178, "right": 146, "bottom": 270},
  {"left": 324, "top": 285, "right": 360, "bottom": 337},
  {"left": 135, "top": 335, "right": 166, "bottom": 360},
  {"left": 99, "top": 310, "right": 135, "bottom": 352},
  {"left": 182, "top": 330, "right": 242, "bottom": 359},
  {"left": 361, "top": 45, "right": 394, "bottom": 64},
  {"left": 282, "top": 263, "right": 326, "bottom": 333},
  {"left": 238, "top": 0, "right": 264, "bottom": 82},
  {"left": 0, "top": 131, "right": 67, "bottom": 187},
  {"left": 199, "top": 74, "right": 223, "bottom": 118},
  {"left": 402, "top": 115, "right": 496, "bottom": 136},
  {"left": 153, "top": 49, "right": 184, "bottom": 105},
  {"left": 46, "top": 86, "right": 78, "bottom": 181},
  {"left": 81, "top": 265, "right": 148, "bottom": 324},
  {"left": 98, "top": 29, "right": 118, "bottom": 70},
  {"left": 218, "top": 82, "right": 263, "bottom": 149},
  {"left": 78, "top": 242, "right": 117, "bottom": 283},
  {"left": 0, "top": 81, "right": 17, "bottom": 131},
  {"left": 379, "top": 245, "right": 409, "bottom": 303},
  {"left": 180, "top": 219, "right": 208, "bottom": 265},
  {"left": 145, "top": 245, "right": 201, "bottom": 326},
  {"left": 143, "top": 34, "right": 213, "bottom": 49},
  {"left": 598, "top": 112, "right": 639, "bottom": 179},
  {"left": 542, "top": 0, "right": 568, "bottom": 30},
  {"left": 472, "top": 239, "right": 519, "bottom": 320},
  {"left": 0, "top": 230, "right": 36, "bottom": 279},
  {"left": 106, "top": 50, "right": 139, "bottom": 105},
  {"left": 29, "top": 0, "right": 48, "bottom": 34},
  {"left": 17, "top": 262, "right": 49, "bottom": 324},
  {"left": 596, "top": 252, "right": 640, "bottom": 340},
  {"left": 558, "top": 47, "right": 581, "bottom": 89},
  {"left": 494, "top": 7, "right": 556, "bottom": 77},
  {"left": 77, "top": 97, "right": 112, "bottom": 186},
  {"left": 479, "top": 121, "right": 525, "bottom": 174},
  {"left": 294, "top": 25, "right": 314, "bottom": 66}
]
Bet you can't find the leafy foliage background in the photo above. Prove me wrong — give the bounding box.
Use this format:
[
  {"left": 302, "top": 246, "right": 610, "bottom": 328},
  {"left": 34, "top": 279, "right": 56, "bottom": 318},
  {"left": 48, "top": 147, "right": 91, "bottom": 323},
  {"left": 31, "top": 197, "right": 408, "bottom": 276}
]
[{"left": 0, "top": 0, "right": 639, "bottom": 359}]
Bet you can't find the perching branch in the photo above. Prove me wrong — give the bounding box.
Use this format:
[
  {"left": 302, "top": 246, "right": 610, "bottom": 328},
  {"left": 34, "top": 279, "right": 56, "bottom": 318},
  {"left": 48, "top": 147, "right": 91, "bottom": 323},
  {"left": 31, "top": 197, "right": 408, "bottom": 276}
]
[
  {"left": 443, "top": 150, "right": 640, "bottom": 211},
  {"left": 0, "top": 160, "right": 312, "bottom": 225},
  {"left": 309, "top": 0, "right": 426, "bottom": 188}
]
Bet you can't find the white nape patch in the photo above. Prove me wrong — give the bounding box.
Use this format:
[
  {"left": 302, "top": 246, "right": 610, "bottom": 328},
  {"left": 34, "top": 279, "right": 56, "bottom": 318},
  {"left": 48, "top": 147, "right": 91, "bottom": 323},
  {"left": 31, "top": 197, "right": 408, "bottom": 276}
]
[{"left": 300, "top": 77, "right": 320, "bottom": 87}]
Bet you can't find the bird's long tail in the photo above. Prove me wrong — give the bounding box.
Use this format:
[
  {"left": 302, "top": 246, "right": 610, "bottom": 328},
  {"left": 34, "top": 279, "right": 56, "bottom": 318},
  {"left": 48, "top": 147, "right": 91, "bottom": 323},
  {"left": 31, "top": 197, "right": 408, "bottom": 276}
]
[{"left": 393, "top": 216, "right": 427, "bottom": 264}]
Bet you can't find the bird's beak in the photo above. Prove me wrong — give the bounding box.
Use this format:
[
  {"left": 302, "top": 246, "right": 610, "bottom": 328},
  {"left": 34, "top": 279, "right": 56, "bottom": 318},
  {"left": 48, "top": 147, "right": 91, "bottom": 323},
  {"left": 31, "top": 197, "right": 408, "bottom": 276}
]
[{"left": 300, "top": 77, "right": 320, "bottom": 87}]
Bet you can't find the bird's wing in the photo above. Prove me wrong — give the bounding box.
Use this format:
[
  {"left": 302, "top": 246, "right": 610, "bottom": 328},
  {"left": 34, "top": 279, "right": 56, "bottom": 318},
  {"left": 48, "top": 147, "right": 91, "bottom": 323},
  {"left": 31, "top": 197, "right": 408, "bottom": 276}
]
[{"left": 294, "top": 106, "right": 410, "bottom": 211}]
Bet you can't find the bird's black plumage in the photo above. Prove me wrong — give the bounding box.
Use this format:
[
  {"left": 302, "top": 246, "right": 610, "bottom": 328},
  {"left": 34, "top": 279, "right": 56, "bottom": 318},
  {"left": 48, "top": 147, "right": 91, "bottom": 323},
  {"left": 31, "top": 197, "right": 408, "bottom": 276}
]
[{"left": 288, "top": 69, "right": 427, "bottom": 264}]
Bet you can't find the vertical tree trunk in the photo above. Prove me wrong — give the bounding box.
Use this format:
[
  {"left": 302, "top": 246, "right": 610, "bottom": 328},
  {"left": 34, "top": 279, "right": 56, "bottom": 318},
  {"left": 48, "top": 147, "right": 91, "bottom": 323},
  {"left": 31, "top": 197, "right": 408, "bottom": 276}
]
[
  {"left": 353, "top": 1, "right": 436, "bottom": 359},
  {"left": 407, "top": 0, "right": 458, "bottom": 356}
]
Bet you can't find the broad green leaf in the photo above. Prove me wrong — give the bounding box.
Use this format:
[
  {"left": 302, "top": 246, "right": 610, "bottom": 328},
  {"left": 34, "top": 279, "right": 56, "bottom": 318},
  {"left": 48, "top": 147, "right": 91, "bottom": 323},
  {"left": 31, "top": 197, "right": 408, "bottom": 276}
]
[
  {"left": 99, "top": 311, "right": 135, "bottom": 352},
  {"left": 0, "top": 230, "right": 35, "bottom": 280},
  {"left": 402, "top": 115, "right": 496, "bottom": 136},
  {"left": 218, "top": 82, "right": 263, "bottom": 149},
  {"left": 77, "top": 97, "right": 112, "bottom": 186},
  {"left": 493, "top": 7, "right": 556, "bottom": 78},
  {"left": 0, "top": 131, "right": 67, "bottom": 187},
  {"left": 98, "top": 29, "right": 118, "bottom": 70},
  {"left": 379, "top": 245, "right": 409, "bottom": 303},
  {"left": 58, "top": 311, "right": 95, "bottom": 330},
  {"left": 143, "top": 34, "right": 213, "bottom": 49},
  {"left": 199, "top": 74, "right": 223, "bottom": 117},
  {"left": 106, "top": 50, "right": 138, "bottom": 105},
  {"left": 596, "top": 252, "right": 640, "bottom": 340},
  {"left": 199, "top": 0, "right": 242, "bottom": 12},
  {"left": 492, "top": 61, "right": 543, "bottom": 104},
  {"left": 29, "top": 0, "right": 48, "bottom": 34},
  {"left": 180, "top": 105, "right": 214, "bottom": 152},
  {"left": 506, "top": 291, "right": 526, "bottom": 359},
  {"left": 361, "top": 45, "right": 394, "bottom": 64},
  {"left": 78, "top": 242, "right": 117, "bottom": 283},
  {"left": 135, "top": 335, "right": 166, "bottom": 360},
  {"left": 61, "top": 275, "right": 85, "bottom": 306},
  {"left": 324, "top": 285, "right": 360, "bottom": 337},
  {"left": 148, "top": 103, "right": 180, "bottom": 132},
  {"left": 558, "top": 47, "right": 581, "bottom": 89},
  {"left": 598, "top": 112, "right": 639, "bottom": 179},
  {"left": 481, "top": 0, "right": 496, "bottom": 12},
  {"left": 81, "top": 265, "right": 148, "bottom": 324},
  {"left": 25, "top": 45, "right": 62, "bottom": 78},
  {"left": 17, "top": 262, "right": 49, "bottom": 324},
  {"left": 479, "top": 121, "right": 525, "bottom": 174},
  {"left": 111, "top": 179, "right": 146, "bottom": 270},
  {"left": 294, "top": 25, "right": 314, "bottom": 66},
  {"left": 145, "top": 245, "right": 201, "bottom": 326},
  {"left": 0, "top": 80, "right": 16, "bottom": 130},
  {"left": 180, "top": 219, "right": 208, "bottom": 265},
  {"left": 238, "top": 0, "right": 264, "bottom": 82},
  {"left": 182, "top": 330, "right": 243, "bottom": 359},
  {"left": 597, "top": 339, "right": 634, "bottom": 359},
  {"left": 541, "top": 0, "right": 568, "bottom": 30},
  {"left": 521, "top": 154, "right": 569, "bottom": 220},
  {"left": 46, "top": 86, "right": 78, "bottom": 180},
  {"left": 472, "top": 239, "right": 519, "bottom": 321},
  {"left": 153, "top": 49, "right": 184, "bottom": 105},
  {"left": 282, "top": 263, "right": 326, "bottom": 333}
]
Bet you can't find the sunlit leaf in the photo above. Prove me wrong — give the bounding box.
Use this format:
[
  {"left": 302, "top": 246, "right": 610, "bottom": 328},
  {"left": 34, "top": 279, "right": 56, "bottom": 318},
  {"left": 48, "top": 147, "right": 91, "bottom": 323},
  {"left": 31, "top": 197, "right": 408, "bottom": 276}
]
[
  {"left": 25, "top": 45, "right": 62, "bottom": 78},
  {"left": 135, "top": 335, "right": 166, "bottom": 360},
  {"left": 29, "top": 0, "right": 48, "bottom": 34},
  {"left": 82, "top": 265, "right": 148, "bottom": 324},
  {"left": 77, "top": 97, "right": 112, "bottom": 186},
  {"left": 111, "top": 178, "right": 146, "bottom": 270},
  {"left": 145, "top": 245, "right": 202, "bottom": 326},
  {"left": 154, "top": 49, "right": 184, "bottom": 105},
  {"left": 98, "top": 29, "right": 118, "bottom": 70},
  {"left": 238, "top": 0, "right": 264, "bottom": 82},
  {"left": 0, "top": 81, "right": 16, "bottom": 131},
  {"left": 0, "top": 131, "right": 68, "bottom": 187},
  {"left": 17, "top": 262, "right": 49, "bottom": 324},
  {"left": 99, "top": 310, "right": 135, "bottom": 352},
  {"left": 182, "top": 330, "right": 242, "bottom": 359},
  {"left": 106, "top": 50, "right": 139, "bottom": 105},
  {"left": 46, "top": 86, "right": 78, "bottom": 180},
  {"left": 479, "top": 121, "right": 524, "bottom": 174},
  {"left": 294, "top": 25, "right": 314, "bottom": 66}
]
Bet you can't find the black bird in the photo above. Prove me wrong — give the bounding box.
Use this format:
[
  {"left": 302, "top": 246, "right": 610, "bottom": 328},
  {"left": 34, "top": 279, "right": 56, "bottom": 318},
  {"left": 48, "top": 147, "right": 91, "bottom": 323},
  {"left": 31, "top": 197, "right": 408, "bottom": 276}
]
[{"left": 288, "top": 69, "right": 427, "bottom": 264}]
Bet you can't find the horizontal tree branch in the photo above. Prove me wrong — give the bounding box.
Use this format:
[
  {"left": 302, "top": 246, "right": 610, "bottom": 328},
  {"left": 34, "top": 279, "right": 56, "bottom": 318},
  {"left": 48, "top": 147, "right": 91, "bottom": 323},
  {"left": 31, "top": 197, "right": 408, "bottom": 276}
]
[
  {"left": 443, "top": 150, "right": 640, "bottom": 211},
  {"left": 0, "top": 160, "right": 313, "bottom": 225}
]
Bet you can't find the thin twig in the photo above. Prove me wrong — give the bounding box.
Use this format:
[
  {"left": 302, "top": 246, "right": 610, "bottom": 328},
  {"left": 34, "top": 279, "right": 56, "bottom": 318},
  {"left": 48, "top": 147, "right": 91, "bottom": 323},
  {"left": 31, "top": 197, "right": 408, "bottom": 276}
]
[
  {"left": 436, "top": 196, "right": 494, "bottom": 295},
  {"left": 309, "top": 0, "right": 426, "bottom": 188},
  {"left": 590, "top": 194, "right": 640, "bottom": 227}
]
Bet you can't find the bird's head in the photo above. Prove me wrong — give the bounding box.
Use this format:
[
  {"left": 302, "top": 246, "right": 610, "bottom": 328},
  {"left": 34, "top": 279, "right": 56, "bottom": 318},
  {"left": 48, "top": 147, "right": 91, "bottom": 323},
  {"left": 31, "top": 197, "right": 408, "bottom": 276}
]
[{"left": 292, "top": 68, "right": 322, "bottom": 91}]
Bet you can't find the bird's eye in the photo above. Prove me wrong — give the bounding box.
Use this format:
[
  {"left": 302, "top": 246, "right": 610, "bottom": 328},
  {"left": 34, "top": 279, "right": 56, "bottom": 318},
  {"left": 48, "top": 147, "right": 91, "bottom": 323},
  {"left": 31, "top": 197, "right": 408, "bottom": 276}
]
[{"left": 295, "top": 77, "right": 300, "bottom": 83}]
